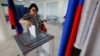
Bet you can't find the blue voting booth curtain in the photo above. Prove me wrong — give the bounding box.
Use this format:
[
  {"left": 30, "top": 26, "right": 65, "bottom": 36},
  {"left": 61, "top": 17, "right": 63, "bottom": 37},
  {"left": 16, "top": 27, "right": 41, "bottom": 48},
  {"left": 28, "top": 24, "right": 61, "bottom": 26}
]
[
  {"left": 16, "top": 5, "right": 25, "bottom": 19},
  {"left": 24, "top": 7, "right": 29, "bottom": 14},
  {"left": 58, "top": 0, "right": 79, "bottom": 56},
  {"left": 15, "top": 5, "right": 29, "bottom": 19}
]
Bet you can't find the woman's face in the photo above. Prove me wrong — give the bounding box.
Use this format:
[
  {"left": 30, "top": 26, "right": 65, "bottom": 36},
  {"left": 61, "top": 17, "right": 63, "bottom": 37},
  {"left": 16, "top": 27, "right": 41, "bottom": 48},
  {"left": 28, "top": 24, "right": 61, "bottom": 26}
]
[{"left": 30, "top": 7, "right": 37, "bottom": 16}]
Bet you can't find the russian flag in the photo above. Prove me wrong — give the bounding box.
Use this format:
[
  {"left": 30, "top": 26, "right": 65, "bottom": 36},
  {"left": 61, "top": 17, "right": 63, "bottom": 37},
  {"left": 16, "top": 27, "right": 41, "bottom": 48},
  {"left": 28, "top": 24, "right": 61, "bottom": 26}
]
[
  {"left": 58, "top": 0, "right": 79, "bottom": 56},
  {"left": 7, "top": 0, "right": 23, "bottom": 35},
  {"left": 65, "top": 0, "right": 84, "bottom": 56}
]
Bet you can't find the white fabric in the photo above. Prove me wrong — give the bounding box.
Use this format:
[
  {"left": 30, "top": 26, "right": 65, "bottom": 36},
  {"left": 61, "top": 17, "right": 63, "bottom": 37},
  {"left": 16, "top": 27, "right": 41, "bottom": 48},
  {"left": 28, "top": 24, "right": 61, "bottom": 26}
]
[
  {"left": 80, "top": 1, "right": 100, "bottom": 56},
  {"left": 74, "top": 0, "right": 98, "bottom": 49}
]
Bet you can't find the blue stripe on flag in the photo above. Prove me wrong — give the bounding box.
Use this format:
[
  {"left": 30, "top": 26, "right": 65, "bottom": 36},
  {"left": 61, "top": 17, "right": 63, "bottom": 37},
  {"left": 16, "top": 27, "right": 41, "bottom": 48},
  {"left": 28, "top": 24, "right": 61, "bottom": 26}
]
[
  {"left": 58, "top": 0, "right": 79, "bottom": 56},
  {"left": 79, "top": 0, "right": 84, "bottom": 5}
]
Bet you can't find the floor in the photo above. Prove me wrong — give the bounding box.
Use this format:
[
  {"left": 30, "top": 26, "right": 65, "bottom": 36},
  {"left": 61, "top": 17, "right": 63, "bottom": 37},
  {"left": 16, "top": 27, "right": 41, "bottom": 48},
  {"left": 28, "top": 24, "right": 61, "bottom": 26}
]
[{"left": 0, "top": 22, "right": 63, "bottom": 56}]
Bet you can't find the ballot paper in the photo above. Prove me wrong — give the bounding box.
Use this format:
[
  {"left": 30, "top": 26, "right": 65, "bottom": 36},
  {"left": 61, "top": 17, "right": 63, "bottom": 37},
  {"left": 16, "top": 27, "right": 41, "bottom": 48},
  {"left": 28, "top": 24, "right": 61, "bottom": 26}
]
[{"left": 29, "top": 25, "right": 36, "bottom": 38}]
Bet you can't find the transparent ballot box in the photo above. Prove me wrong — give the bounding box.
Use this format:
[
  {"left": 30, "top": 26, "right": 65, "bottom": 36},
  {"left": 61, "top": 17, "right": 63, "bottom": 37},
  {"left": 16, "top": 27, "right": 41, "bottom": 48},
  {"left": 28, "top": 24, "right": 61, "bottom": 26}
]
[{"left": 14, "top": 32, "right": 54, "bottom": 56}]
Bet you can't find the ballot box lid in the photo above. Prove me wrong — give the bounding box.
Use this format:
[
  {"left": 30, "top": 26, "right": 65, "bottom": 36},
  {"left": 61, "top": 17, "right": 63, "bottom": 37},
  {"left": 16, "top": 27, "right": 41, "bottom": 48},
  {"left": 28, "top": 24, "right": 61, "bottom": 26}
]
[{"left": 14, "top": 32, "right": 54, "bottom": 54}]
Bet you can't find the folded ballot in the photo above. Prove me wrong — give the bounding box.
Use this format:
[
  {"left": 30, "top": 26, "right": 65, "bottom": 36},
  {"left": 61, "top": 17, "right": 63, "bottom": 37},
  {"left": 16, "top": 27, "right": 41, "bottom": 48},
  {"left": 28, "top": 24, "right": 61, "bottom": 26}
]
[{"left": 28, "top": 25, "right": 36, "bottom": 38}]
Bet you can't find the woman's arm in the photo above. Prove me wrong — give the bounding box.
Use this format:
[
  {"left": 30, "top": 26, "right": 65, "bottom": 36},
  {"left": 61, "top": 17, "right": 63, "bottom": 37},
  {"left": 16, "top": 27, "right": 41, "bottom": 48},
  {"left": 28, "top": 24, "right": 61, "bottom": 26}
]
[
  {"left": 19, "top": 19, "right": 32, "bottom": 27},
  {"left": 41, "top": 19, "right": 47, "bottom": 24}
]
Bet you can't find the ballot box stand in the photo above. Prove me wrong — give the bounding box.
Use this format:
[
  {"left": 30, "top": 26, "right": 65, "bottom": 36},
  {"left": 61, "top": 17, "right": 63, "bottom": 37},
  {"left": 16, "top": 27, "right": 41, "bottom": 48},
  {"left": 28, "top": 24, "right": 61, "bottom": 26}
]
[{"left": 14, "top": 32, "right": 54, "bottom": 56}]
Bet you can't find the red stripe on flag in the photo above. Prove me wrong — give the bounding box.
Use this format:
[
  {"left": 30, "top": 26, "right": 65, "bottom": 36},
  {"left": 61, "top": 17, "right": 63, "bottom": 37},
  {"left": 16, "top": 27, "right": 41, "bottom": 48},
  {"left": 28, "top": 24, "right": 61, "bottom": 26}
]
[
  {"left": 65, "top": 5, "right": 83, "bottom": 56},
  {"left": 8, "top": 8, "right": 16, "bottom": 27}
]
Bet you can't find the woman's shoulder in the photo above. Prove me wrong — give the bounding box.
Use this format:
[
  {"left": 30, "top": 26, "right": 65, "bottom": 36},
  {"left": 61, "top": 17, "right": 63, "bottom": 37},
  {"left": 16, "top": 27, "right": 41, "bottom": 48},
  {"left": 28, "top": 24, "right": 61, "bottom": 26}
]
[
  {"left": 22, "top": 13, "right": 31, "bottom": 20},
  {"left": 23, "top": 13, "right": 30, "bottom": 17}
]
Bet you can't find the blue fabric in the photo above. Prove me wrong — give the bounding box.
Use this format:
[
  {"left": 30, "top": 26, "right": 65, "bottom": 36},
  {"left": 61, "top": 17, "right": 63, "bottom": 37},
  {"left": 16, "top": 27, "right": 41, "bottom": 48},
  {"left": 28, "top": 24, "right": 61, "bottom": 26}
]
[
  {"left": 24, "top": 7, "right": 29, "bottom": 14},
  {"left": 79, "top": 0, "right": 84, "bottom": 5},
  {"left": 58, "top": 0, "right": 79, "bottom": 56},
  {"left": 15, "top": 5, "right": 28, "bottom": 19},
  {"left": 16, "top": 5, "right": 25, "bottom": 19},
  {"left": 7, "top": 0, "right": 23, "bottom": 34}
]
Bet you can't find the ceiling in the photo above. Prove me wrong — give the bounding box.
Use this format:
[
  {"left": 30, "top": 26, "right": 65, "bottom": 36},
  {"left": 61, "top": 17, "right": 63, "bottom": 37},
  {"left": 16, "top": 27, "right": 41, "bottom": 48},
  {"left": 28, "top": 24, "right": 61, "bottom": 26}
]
[
  {"left": 0, "top": 0, "right": 41, "bottom": 4},
  {"left": 0, "top": 0, "right": 58, "bottom": 4},
  {"left": 0, "top": 0, "right": 58, "bottom": 7}
]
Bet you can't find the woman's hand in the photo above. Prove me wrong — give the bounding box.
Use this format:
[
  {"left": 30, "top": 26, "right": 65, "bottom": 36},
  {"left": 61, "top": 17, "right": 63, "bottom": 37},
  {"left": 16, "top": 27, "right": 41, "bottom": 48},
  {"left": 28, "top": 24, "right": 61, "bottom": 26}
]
[
  {"left": 19, "top": 19, "right": 32, "bottom": 27},
  {"left": 25, "top": 20, "right": 32, "bottom": 27}
]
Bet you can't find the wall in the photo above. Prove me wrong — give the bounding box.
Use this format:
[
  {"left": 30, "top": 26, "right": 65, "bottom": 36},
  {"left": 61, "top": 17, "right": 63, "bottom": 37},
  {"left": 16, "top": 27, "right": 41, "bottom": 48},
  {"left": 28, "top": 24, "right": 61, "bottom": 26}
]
[
  {"left": 36, "top": 0, "right": 69, "bottom": 18},
  {"left": 0, "top": 3, "right": 16, "bottom": 41}
]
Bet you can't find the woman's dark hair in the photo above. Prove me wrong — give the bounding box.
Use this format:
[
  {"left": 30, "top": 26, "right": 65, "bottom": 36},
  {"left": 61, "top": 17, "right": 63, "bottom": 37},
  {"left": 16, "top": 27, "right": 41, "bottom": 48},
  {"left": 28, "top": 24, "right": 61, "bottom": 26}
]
[{"left": 29, "top": 3, "right": 38, "bottom": 12}]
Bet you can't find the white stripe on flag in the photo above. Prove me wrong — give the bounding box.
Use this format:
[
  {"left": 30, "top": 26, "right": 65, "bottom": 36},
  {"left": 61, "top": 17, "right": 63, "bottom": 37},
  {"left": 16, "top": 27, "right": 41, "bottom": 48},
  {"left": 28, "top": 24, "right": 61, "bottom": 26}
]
[
  {"left": 80, "top": 0, "right": 100, "bottom": 56},
  {"left": 74, "top": 0, "right": 98, "bottom": 49}
]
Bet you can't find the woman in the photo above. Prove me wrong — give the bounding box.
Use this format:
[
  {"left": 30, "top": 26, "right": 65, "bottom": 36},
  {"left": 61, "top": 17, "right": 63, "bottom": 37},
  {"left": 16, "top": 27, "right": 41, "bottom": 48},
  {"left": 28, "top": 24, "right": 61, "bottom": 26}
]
[{"left": 19, "top": 3, "right": 47, "bottom": 33}]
